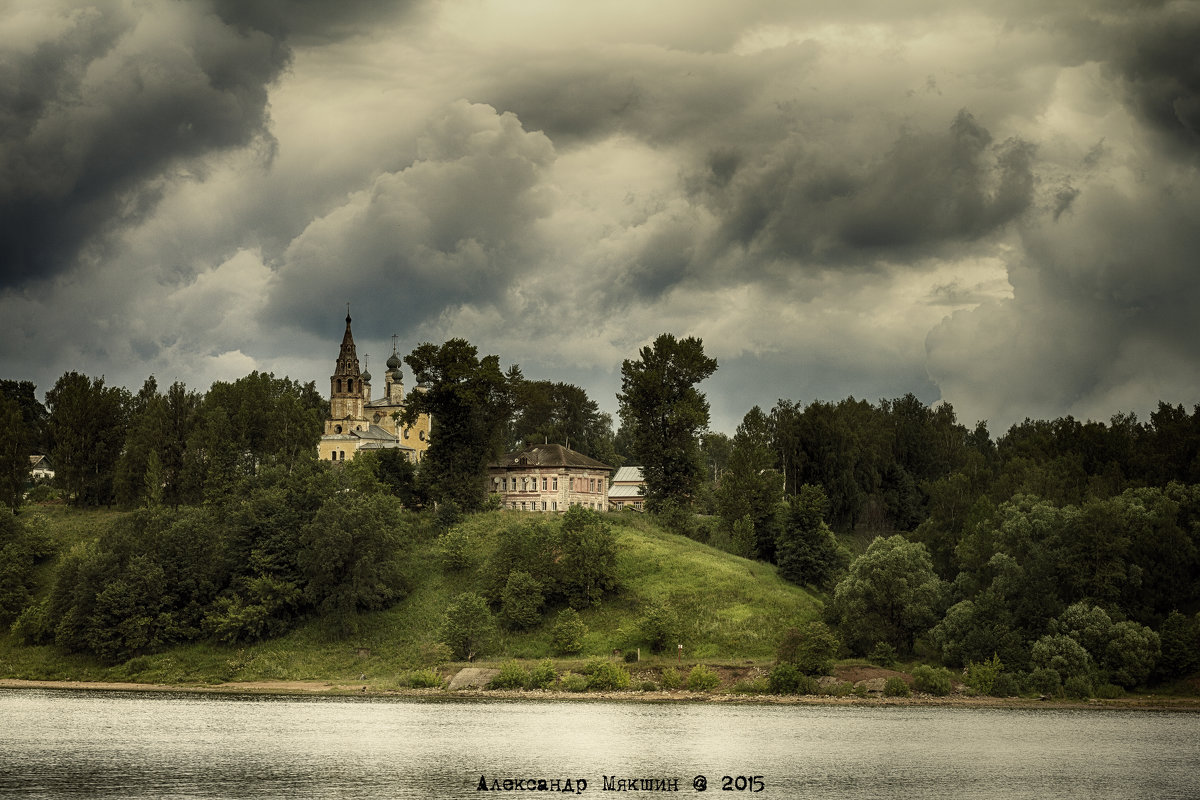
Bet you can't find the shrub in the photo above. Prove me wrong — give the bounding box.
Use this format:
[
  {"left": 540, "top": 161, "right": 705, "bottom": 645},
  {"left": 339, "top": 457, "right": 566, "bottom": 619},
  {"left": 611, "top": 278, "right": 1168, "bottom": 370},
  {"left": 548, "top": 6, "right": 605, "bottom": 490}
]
[
  {"left": 1031, "top": 634, "right": 1091, "bottom": 681},
  {"left": 777, "top": 622, "right": 841, "bottom": 675},
  {"left": 585, "top": 660, "right": 631, "bottom": 691},
  {"left": 526, "top": 659, "right": 558, "bottom": 690},
  {"left": 1094, "top": 682, "right": 1124, "bottom": 699},
  {"left": 687, "top": 665, "right": 721, "bottom": 692},
  {"left": 659, "top": 667, "right": 682, "bottom": 690},
  {"left": 639, "top": 680, "right": 658, "bottom": 692},
  {"left": 1064, "top": 675, "right": 1093, "bottom": 699},
  {"left": 990, "top": 673, "right": 1021, "bottom": 697},
  {"left": 438, "top": 527, "right": 471, "bottom": 571},
  {"left": 639, "top": 601, "right": 683, "bottom": 654},
  {"left": 499, "top": 571, "right": 545, "bottom": 630},
  {"left": 911, "top": 665, "right": 953, "bottom": 696},
  {"left": 561, "top": 672, "right": 589, "bottom": 692},
  {"left": 550, "top": 608, "right": 587, "bottom": 655},
  {"left": 489, "top": 660, "right": 530, "bottom": 690},
  {"left": 883, "top": 676, "right": 911, "bottom": 697},
  {"left": 1103, "top": 621, "right": 1160, "bottom": 689},
  {"left": 623, "top": 650, "right": 639, "bottom": 663},
  {"left": 869, "top": 642, "right": 899, "bottom": 669},
  {"left": 1026, "top": 667, "right": 1062, "bottom": 697},
  {"left": 439, "top": 593, "right": 497, "bottom": 661},
  {"left": 767, "top": 663, "right": 818, "bottom": 695},
  {"left": 964, "top": 654, "right": 1004, "bottom": 695},
  {"left": 408, "top": 668, "right": 444, "bottom": 689}
]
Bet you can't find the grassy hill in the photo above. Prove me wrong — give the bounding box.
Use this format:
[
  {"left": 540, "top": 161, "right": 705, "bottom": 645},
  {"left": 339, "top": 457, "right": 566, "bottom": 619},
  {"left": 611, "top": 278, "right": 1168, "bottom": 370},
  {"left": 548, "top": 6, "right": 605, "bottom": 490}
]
[{"left": 0, "top": 507, "right": 822, "bottom": 685}]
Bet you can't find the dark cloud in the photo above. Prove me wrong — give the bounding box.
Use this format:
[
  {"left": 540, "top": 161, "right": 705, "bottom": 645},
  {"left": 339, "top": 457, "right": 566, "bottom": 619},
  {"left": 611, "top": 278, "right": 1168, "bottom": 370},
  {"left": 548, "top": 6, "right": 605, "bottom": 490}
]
[
  {"left": 0, "top": 0, "right": 421, "bottom": 293},
  {"left": 263, "top": 101, "right": 556, "bottom": 340},
  {"left": 0, "top": 2, "right": 288, "bottom": 290},
  {"left": 706, "top": 110, "right": 1036, "bottom": 266}
]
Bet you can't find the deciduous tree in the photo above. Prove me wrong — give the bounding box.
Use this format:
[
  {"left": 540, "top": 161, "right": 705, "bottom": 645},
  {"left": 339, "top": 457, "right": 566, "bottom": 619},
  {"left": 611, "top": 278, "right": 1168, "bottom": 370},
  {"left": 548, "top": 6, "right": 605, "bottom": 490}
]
[{"left": 617, "top": 333, "right": 717, "bottom": 511}]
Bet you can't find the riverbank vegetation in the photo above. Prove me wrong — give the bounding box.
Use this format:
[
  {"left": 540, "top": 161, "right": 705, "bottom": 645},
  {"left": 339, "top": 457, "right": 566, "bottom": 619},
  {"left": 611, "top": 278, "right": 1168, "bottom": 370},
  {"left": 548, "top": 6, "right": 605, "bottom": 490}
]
[{"left": 3, "top": 334, "right": 1200, "bottom": 701}]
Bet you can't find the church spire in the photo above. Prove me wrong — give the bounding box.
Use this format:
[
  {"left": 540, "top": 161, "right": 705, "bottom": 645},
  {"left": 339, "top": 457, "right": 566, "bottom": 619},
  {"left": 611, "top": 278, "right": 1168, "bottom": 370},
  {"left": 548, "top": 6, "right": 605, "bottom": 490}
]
[{"left": 330, "top": 308, "right": 364, "bottom": 420}]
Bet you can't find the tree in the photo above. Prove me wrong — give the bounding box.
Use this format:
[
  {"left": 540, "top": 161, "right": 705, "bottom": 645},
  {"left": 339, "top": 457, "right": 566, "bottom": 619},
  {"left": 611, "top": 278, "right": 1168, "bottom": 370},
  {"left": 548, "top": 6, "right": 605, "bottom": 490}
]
[
  {"left": 716, "top": 407, "right": 782, "bottom": 560},
  {"left": 776, "top": 621, "right": 841, "bottom": 675},
  {"left": 440, "top": 592, "right": 497, "bottom": 661},
  {"left": 826, "top": 535, "right": 944, "bottom": 654},
  {"left": 499, "top": 570, "right": 544, "bottom": 630},
  {"left": 402, "top": 339, "right": 515, "bottom": 510},
  {"left": 509, "top": 379, "right": 616, "bottom": 464},
  {"left": 46, "top": 372, "right": 130, "bottom": 506},
  {"left": 298, "top": 493, "right": 408, "bottom": 635},
  {"left": 617, "top": 333, "right": 717, "bottom": 511},
  {"left": 558, "top": 506, "right": 619, "bottom": 608},
  {"left": 775, "top": 484, "right": 850, "bottom": 590},
  {"left": 0, "top": 380, "right": 49, "bottom": 454},
  {"left": 0, "top": 394, "right": 29, "bottom": 512}
]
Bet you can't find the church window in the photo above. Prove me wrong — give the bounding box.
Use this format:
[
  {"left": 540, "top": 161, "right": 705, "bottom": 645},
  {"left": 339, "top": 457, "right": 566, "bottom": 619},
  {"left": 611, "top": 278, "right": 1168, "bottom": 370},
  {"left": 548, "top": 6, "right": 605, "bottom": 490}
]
[
  {"left": 419, "top": 430, "right": 426, "bottom": 441},
  {"left": 337, "top": 379, "right": 343, "bottom": 393}
]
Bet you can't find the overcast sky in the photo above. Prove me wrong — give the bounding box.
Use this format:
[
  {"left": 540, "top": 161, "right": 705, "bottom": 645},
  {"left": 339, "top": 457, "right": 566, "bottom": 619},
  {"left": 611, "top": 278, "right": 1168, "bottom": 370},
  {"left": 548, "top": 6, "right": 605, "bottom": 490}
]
[{"left": 2, "top": 0, "right": 1199, "bottom": 436}]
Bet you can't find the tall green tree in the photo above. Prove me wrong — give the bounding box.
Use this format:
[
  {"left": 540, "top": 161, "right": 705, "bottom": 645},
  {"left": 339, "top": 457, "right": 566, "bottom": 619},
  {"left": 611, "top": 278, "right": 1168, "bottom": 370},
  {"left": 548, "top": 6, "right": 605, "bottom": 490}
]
[
  {"left": 826, "top": 535, "right": 944, "bottom": 654},
  {"left": 0, "top": 394, "right": 29, "bottom": 512},
  {"left": 402, "top": 339, "right": 515, "bottom": 510},
  {"left": 46, "top": 372, "right": 130, "bottom": 506},
  {"left": 0, "top": 380, "right": 49, "bottom": 454},
  {"left": 509, "top": 379, "right": 616, "bottom": 465},
  {"left": 617, "top": 333, "right": 717, "bottom": 511},
  {"left": 716, "top": 407, "right": 781, "bottom": 560},
  {"left": 775, "top": 484, "right": 850, "bottom": 590}
]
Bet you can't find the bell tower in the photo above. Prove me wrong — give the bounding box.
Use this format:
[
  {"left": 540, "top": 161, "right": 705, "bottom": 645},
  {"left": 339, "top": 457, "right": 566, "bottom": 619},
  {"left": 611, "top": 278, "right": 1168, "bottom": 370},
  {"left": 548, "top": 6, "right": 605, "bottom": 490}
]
[{"left": 329, "top": 308, "right": 365, "bottom": 422}]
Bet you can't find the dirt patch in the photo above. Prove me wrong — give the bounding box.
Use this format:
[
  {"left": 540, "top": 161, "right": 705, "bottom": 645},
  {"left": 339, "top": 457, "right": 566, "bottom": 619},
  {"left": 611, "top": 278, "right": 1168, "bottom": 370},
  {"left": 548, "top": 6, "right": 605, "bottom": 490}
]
[{"left": 833, "top": 664, "right": 910, "bottom": 685}]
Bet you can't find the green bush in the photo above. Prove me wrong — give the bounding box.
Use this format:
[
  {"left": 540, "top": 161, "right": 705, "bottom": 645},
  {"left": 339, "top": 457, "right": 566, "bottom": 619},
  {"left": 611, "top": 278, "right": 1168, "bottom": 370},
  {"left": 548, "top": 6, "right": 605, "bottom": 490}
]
[
  {"left": 623, "top": 649, "right": 639, "bottom": 663},
  {"left": 687, "top": 665, "right": 721, "bottom": 692},
  {"left": 883, "top": 676, "right": 911, "bottom": 697},
  {"left": 964, "top": 654, "right": 1003, "bottom": 695},
  {"left": 639, "top": 680, "right": 658, "bottom": 692},
  {"left": 526, "top": 659, "right": 558, "bottom": 690},
  {"left": 911, "top": 664, "right": 953, "bottom": 696},
  {"left": 639, "top": 601, "right": 683, "bottom": 654},
  {"left": 777, "top": 621, "right": 841, "bottom": 675},
  {"left": 408, "top": 668, "right": 444, "bottom": 689},
  {"left": 869, "top": 642, "right": 899, "bottom": 669},
  {"left": 550, "top": 608, "right": 587, "bottom": 655},
  {"left": 439, "top": 592, "right": 497, "bottom": 661},
  {"left": 489, "top": 660, "right": 530, "bottom": 689},
  {"left": 584, "top": 660, "right": 631, "bottom": 691},
  {"left": 1026, "top": 667, "right": 1062, "bottom": 696},
  {"left": 1094, "top": 682, "right": 1124, "bottom": 699},
  {"left": 438, "top": 527, "right": 471, "bottom": 571},
  {"left": 659, "top": 667, "right": 682, "bottom": 690},
  {"left": 1064, "top": 674, "right": 1093, "bottom": 699},
  {"left": 990, "top": 673, "right": 1021, "bottom": 697},
  {"left": 1031, "top": 634, "right": 1091, "bottom": 681},
  {"left": 499, "top": 571, "right": 545, "bottom": 630},
  {"left": 561, "top": 672, "right": 589, "bottom": 692},
  {"left": 767, "top": 663, "right": 818, "bottom": 695}
]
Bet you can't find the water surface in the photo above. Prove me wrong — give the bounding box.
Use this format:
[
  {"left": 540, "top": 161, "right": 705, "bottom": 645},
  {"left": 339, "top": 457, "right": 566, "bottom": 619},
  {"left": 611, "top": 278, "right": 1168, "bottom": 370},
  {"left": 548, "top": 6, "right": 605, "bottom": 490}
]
[{"left": 1, "top": 689, "right": 1197, "bottom": 799}]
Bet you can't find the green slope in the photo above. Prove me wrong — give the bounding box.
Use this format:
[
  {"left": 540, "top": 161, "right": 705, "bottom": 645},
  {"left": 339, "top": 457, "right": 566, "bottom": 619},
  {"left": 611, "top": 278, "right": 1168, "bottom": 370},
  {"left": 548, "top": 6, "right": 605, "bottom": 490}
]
[{"left": 0, "top": 508, "right": 822, "bottom": 684}]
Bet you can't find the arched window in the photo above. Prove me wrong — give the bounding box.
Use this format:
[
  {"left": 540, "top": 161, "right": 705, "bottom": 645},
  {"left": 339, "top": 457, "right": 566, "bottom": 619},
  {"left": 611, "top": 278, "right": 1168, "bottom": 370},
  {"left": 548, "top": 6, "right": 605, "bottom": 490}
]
[
  {"left": 347, "top": 379, "right": 354, "bottom": 393},
  {"left": 337, "top": 379, "right": 343, "bottom": 393}
]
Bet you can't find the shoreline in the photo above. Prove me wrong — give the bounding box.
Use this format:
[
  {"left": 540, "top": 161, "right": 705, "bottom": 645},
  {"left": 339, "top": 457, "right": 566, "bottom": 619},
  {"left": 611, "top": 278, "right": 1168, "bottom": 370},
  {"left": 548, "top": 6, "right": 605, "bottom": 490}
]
[{"left": 3, "top": 678, "right": 1198, "bottom": 711}]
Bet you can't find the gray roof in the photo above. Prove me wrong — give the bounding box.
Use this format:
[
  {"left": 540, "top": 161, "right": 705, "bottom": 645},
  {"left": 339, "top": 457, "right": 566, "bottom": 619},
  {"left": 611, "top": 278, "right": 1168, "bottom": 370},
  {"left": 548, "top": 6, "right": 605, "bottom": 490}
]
[
  {"left": 612, "top": 466, "right": 644, "bottom": 483},
  {"left": 490, "top": 443, "right": 612, "bottom": 471},
  {"left": 354, "top": 424, "right": 399, "bottom": 441},
  {"left": 608, "top": 484, "right": 644, "bottom": 499}
]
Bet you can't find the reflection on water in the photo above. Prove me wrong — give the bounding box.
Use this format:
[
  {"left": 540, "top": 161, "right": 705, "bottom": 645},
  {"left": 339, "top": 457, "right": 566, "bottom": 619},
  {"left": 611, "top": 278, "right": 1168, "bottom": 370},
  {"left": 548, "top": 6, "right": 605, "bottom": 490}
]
[{"left": 1, "top": 689, "right": 1198, "bottom": 799}]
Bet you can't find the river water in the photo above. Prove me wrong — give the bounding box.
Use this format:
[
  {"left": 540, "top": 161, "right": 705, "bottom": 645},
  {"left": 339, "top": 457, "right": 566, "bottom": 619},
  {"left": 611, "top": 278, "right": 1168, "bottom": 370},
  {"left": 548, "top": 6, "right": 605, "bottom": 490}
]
[{"left": 1, "top": 689, "right": 1197, "bottom": 799}]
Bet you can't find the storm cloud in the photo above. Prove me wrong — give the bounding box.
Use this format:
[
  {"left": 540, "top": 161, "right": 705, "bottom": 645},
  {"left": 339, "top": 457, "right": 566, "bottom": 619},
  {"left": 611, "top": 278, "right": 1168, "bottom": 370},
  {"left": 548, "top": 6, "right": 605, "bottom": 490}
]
[{"left": 2, "top": 0, "right": 1198, "bottom": 435}]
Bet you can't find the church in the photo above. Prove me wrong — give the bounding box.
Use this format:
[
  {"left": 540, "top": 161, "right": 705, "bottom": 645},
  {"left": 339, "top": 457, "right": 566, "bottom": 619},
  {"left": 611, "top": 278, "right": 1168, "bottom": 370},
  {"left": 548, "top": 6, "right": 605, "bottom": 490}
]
[{"left": 317, "top": 312, "right": 432, "bottom": 463}]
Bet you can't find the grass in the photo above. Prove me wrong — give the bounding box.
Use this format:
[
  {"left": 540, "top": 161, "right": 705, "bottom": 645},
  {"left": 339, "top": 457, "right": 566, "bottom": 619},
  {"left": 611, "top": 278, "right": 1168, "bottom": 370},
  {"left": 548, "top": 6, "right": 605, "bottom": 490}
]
[{"left": 0, "top": 506, "right": 822, "bottom": 685}]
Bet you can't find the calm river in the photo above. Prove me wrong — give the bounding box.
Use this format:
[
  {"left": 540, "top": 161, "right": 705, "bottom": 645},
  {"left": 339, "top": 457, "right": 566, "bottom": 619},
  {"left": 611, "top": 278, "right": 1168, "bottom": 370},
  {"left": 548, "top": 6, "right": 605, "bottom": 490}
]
[{"left": 1, "top": 689, "right": 1197, "bottom": 799}]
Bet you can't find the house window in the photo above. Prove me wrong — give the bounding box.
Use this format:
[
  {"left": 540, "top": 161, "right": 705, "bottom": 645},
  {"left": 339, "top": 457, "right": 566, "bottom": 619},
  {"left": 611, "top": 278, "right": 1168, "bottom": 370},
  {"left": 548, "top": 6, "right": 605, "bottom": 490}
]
[
  {"left": 552, "top": 501, "right": 558, "bottom": 511},
  {"left": 542, "top": 501, "right": 547, "bottom": 511},
  {"left": 552, "top": 477, "right": 558, "bottom": 491},
  {"left": 542, "top": 477, "right": 548, "bottom": 491}
]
